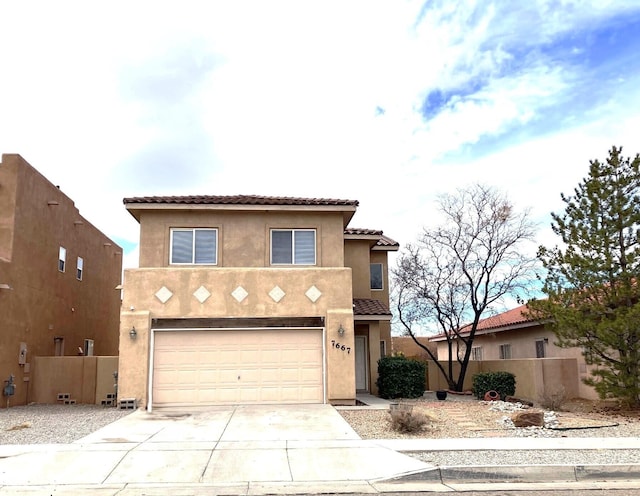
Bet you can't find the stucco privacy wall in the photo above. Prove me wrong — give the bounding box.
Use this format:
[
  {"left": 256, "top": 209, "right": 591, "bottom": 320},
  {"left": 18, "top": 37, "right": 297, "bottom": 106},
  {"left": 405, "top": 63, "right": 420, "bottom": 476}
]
[
  {"left": 137, "top": 210, "right": 347, "bottom": 268},
  {"left": 30, "top": 356, "right": 118, "bottom": 404},
  {"left": 118, "top": 267, "right": 355, "bottom": 408},
  {"left": 427, "top": 358, "right": 581, "bottom": 401}
]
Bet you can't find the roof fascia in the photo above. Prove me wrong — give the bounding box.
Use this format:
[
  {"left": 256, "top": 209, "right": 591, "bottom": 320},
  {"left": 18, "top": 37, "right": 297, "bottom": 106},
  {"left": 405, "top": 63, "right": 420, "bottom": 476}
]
[
  {"left": 126, "top": 203, "right": 357, "bottom": 225},
  {"left": 354, "top": 315, "right": 392, "bottom": 321}
]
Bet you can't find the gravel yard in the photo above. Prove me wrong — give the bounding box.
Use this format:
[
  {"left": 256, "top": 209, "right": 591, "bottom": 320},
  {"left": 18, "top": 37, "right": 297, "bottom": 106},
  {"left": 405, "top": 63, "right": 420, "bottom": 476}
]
[
  {"left": 0, "top": 404, "right": 133, "bottom": 445},
  {"left": 338, "top": 397, "right": 640, "bottom": 439},
  {"left": 3, "top": 397, "right": 640, "bottom": 448}
]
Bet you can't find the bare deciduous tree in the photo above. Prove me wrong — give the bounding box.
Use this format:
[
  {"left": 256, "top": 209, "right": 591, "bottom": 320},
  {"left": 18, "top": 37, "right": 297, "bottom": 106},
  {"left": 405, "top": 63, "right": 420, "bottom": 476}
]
[{"left": 393, "top": 184, "right": 538, "bottom": 391}]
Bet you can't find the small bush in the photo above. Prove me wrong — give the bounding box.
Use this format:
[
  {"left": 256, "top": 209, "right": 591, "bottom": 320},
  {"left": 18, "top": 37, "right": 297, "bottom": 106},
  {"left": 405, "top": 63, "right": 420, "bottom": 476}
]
[
  {"left": 540, "top": 385, "right": 567, "bottom": 410},
  {"left": 377, "top": 356, "right": 426, "bottom": 399},
  {"left": 472, "top": 371, "right": 516, "bottom": 400},
  {"left": 390, "top": 410, "right": 429, "bottom": 433}
]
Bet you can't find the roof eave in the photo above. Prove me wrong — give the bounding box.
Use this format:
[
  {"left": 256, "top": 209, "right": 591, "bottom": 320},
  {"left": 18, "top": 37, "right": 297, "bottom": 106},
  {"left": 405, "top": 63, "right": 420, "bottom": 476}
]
[{"left": 125, "top": 202, "right": 358, "bottom": 225}]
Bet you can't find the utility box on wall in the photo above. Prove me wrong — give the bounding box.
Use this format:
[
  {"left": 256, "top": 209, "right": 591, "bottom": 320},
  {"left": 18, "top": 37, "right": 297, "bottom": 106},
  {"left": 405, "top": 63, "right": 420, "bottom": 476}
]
[
  {"left": 18, "top": 343, "right": 27, "bottom": 365},
  {"left": 84, "top": 339, "right": 94, "bottom": 357}
]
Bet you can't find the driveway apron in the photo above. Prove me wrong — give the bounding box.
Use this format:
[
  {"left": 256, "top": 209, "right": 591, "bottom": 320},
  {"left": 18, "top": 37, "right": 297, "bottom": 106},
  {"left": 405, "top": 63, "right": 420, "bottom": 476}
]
[{"left": 0, "top": 404, "right": 429, "bottom": 488}]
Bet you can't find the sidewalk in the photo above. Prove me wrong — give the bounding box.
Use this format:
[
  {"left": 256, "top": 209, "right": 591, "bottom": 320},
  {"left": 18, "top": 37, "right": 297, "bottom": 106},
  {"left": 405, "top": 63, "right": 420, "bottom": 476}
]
[{"left": 0, "top": 396, "right": 639, "bottom": 495}]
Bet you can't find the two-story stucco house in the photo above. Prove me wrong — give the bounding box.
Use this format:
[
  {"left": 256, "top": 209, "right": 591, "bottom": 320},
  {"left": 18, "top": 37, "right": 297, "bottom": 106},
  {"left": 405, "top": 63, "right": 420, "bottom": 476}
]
[
  {"left": 117, "top": 195, "right": 398, "bottom": 410},
  {"left": 0, "top": 154, "right": 122, "bottom": 407}
]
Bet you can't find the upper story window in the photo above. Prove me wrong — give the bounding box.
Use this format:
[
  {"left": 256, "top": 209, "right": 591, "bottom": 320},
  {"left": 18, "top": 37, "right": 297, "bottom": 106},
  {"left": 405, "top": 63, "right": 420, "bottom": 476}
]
[
  {"left": 499, "top": 343, "right": 512, "bottom": 360},
  {"left": 370, "top": 263, "right": 383, "bottom": 290},
  {"left": 58, "top": 246, "right": 66, "bottom": 272},
  {"left": 170, "top": 228, "right": 217, "bottom": 265},
  {"left": 271, "top": 229, "right": 316, "bottom": 265},
  {"left": 77, "top": 257, "right": 84, "bottom": 281},
  {"left": 471, "top": 346, "right": 483, "bottom": 361}
]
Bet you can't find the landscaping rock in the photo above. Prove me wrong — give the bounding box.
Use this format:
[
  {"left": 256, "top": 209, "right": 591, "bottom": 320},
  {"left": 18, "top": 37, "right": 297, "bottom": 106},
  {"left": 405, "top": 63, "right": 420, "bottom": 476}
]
[
  {"left": 512, "top": 410, "right": 545, "bottom": 427},
  {"left": 505, "top": 395, "right": 533, "bottom": 407}
]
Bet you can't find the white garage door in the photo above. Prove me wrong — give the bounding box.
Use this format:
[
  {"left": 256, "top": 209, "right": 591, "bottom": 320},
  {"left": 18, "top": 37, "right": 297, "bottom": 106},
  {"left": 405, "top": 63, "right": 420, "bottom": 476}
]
[{"left": 151, "top": 328, "right": 324, "bottom": 407}]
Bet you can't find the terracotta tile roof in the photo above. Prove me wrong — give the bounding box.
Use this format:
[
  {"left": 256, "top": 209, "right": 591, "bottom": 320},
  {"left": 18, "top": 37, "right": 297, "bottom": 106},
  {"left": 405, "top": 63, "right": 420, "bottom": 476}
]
[
  {"left": 353, "top": 298, "right": 392, "bottom": 316},
  {"left": 429, "top": 304, "right": 540, "bottom": 341},
  {"left": 344, "top": 228, "right": 399, "bottom": 248},
  {"left": 123, "top": 195, "right": 359, "bottom": 207},
  {"left": 467, "top": 304, "right": 536, "bottom": 332},
  {"left": 345, "top": 228, "right": 383, "bottom": 236},
  {"left": 377, "top": 234, "right": 400, "bottom": 248}
]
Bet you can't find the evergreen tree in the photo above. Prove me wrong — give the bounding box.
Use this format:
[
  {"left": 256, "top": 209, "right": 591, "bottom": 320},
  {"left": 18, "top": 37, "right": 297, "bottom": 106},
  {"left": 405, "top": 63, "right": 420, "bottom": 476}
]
[{"left": 533, "top": 146, "right": 640, "bottom": 408}]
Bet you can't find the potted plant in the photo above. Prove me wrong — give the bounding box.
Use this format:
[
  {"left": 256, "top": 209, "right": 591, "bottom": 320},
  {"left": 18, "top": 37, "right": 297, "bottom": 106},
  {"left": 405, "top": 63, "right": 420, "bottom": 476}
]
[{"left": 436, "top": 390, "right": 447, "bottom": 400}]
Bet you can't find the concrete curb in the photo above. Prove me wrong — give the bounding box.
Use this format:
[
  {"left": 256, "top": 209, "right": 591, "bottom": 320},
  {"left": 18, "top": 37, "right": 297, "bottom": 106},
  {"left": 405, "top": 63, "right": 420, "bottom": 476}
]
[{"left": 381, "top": 463, "right": 640, "bottom": 485}]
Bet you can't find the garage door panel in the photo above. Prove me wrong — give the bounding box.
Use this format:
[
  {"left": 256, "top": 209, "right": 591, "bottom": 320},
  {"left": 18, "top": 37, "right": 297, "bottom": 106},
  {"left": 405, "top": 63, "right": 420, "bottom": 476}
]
[{"left": 152, "top": 329, "right": 323, "bottom": 406}]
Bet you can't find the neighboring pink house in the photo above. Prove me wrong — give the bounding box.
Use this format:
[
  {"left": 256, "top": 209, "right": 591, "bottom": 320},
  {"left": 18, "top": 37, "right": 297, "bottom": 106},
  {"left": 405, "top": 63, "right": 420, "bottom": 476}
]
[{"left": 429, "top": 304, "right": 598, "bottom": 399}]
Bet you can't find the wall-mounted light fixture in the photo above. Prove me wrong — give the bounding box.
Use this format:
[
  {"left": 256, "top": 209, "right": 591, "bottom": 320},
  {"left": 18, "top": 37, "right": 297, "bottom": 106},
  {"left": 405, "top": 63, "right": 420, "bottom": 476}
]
[
  {"left": 0, "top": 283, "right": 12, "bottom": 290},
  {"left": 338, "top": 324, "right": 345, "bottom": 336},
  {"left": 543, "top": 338, "right": 549, "bottom": 343},
  {"left": 129, "top": 326, "right": 137, "bottom": 339}
]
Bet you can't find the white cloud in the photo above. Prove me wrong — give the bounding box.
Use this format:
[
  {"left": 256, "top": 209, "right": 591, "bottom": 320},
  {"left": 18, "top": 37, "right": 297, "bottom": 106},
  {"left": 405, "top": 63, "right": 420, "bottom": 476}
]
[{"left": 0, "top": 0, "right": 638, "bottom": 285}]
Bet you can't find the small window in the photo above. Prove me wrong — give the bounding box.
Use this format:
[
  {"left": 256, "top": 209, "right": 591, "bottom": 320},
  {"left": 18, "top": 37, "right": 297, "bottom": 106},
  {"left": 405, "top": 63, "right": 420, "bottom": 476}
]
[
  {"left": 58, "top": 246, "right": 66, "bottom": 272},
  {"left": 271, "top": 229, "right": 316, "bottom": 265},
  {"left": 471, "top": 346, "right": 483, "bottom": 361},
  {"left": 535, "top": 339, "right": 546, "bottom": 358},
  {"left": 380, "top": 340, "right": 387, "bottom": 358},
  {"left": 499, "top": 344, "right": 512, "bottom": 360},
  {"left": 54, "top": 337, "right": 64, "bottom": 356},
  {"left": 76, "top": 257, "right": 83, "bottom": 281},
  {"left": 170, "top": 229, "right": 217, "bottom": 265},
  {"left": 370, "top": 263, "right": 383, "bottom": 290}
]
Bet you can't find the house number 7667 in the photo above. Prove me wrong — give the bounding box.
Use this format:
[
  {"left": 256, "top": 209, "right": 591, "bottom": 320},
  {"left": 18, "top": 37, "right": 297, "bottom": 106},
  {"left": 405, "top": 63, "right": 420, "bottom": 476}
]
[{"left": 331, "top": 340, "right": 351, "bottom": 354}]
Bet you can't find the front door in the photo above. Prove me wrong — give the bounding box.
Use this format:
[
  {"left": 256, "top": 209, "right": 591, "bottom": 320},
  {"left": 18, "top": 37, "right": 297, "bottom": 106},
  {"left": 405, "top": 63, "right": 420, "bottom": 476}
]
[{"left": 354, "top": 335, "right": 368, "bottom": 391}]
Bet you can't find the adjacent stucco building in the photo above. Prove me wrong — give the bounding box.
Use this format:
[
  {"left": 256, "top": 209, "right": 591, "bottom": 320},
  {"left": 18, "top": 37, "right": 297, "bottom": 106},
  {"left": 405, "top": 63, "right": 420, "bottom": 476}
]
[
  {"left": 117, "top": 195, "right": 398, "bottom": 410},
  {"left": 429, "top": 304, "right": 598, "bottom": 399},
  {"left": 0, "top": 154, "right": 123, "bottom": 407}
]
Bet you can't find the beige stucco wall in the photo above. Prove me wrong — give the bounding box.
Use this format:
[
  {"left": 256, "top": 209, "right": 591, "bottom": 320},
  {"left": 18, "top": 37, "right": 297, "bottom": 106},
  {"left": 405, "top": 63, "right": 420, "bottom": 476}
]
[
  {"left": 0, "top": 154, "right": 122, "bottom": 407},
  {"left": 427, "top": 357, "right": 581, "bottom": 402},
  {"left": 344, "top": 242, "right": 393, "bottom": 370},
  {"left": 434, "top": 324, "right": 597, "bottom": 399},
  {"left": 344, "top": 239, "right": 372, "bottom": 298},
  {"left": 118, "top": 267, "right": 355, "bottom": 408},
  {"left": 30, "top": 356, "right": 118, "bottom": 404},
  {"left": 136, "top": 210, "right": 347, "bottom": 269}
]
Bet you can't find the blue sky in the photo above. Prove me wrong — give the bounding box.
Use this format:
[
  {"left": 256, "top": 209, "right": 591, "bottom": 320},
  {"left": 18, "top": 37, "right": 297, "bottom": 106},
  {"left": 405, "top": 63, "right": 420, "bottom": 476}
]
[{"left": 1, "top": 1, "right": 639, "bottom": 274}]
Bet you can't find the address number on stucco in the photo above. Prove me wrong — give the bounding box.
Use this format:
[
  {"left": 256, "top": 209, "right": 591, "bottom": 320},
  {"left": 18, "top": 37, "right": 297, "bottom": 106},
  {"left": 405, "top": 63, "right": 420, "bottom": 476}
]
[{"left": 331, "top": 340, "right": 351, "bottom": 354}]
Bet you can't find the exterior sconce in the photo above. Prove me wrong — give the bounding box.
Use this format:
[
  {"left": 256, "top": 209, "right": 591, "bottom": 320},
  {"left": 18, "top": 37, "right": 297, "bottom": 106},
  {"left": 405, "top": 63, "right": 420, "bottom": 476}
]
[
  {"left": 338, "top": 324, "right": 345, "bottom": 336},
  {"left": 129, "top": 326, "right": 137, "bottom": 339},
  {"left": 0, "top": 284, "right": 12, "bottom": 290}
]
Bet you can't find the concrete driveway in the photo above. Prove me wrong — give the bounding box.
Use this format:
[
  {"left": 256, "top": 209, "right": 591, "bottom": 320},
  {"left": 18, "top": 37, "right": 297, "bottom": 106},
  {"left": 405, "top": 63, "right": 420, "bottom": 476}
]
[{"left": 0, "top": 404, "right": 430, "bottom": 492}]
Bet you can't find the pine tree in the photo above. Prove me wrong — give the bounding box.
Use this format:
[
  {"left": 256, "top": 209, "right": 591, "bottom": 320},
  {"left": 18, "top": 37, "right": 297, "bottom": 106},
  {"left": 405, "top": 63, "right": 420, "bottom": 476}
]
[{"left": 534, "top": 146, "right": 640, "bottom": 408}]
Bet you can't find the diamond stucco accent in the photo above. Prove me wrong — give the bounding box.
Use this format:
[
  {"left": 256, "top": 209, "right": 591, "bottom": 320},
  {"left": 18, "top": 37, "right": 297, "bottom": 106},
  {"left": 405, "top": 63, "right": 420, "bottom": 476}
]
[
  {"left": 232, "top": 286, "right": 249, "bottom": 303},
  {"left": 193, "top": 286, "right": 211, "bottom": 304},
  {"left": 155, "top": 286, "right": 173, "bottom": 304},
  {"left": 305, "top": 285, "right": 322, "bottom": 303},
  {"left": 269, "top": 286, "right": 286, "bottom": 303}
]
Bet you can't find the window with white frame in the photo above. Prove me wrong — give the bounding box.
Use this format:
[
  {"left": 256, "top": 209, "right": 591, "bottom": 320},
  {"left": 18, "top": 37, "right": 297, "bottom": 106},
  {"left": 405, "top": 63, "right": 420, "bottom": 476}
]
[
  {"left": 58, "top": 246, "right": 66, "bottom": 272},
  {"left": 76, "top": 257, "right": 83, "bottom": 281},
  {"left": 271, "top": 229, "right": 316, "bottom": 265},
  {"left": 370, "top": 263, "right": 383, "bottom": 290},
  {"left": 170, "top": 228, "right": 217, "bottom": 265},
  {"left": 471, "top": 346, "right": 483, "bottom": 361},
  {"left": 499, "top": 343, "right": 512, "bottom": 359}
]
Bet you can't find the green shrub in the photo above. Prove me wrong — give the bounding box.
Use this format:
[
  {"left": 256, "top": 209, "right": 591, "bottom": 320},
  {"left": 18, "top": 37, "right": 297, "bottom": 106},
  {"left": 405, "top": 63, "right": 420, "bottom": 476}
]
[
  {"left": 472, "top": 371, "right": 516, "bottom": 400},
  {"left": 376, "top": 356, "right": 426, "bottom": 399}
]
